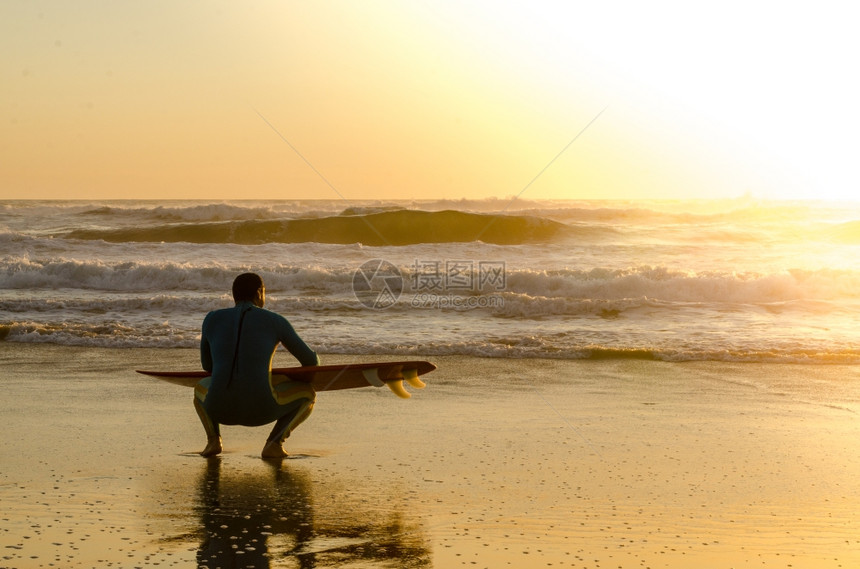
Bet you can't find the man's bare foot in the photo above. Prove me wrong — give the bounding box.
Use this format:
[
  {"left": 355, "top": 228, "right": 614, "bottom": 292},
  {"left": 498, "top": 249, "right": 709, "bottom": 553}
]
[
  {"left": 200, "top": 437, "right": 222, "bottom": 457},
  {"left": 261, "top": 439, "right": 288, "bottom": 459}
]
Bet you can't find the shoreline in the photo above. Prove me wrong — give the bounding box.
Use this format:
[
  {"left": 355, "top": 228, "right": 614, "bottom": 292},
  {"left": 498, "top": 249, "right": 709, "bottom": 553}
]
[{"left": 2, "top": 343, "right": 859, "bottom": 568}]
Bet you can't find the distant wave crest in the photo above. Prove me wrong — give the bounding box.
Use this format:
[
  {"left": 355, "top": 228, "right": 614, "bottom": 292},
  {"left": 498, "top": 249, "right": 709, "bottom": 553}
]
[
  {"left": 79, "top": 203, "right": 283, "bottom": 222},
  {"left": 63, "top": 210, "right": 573, "bottom": 246}
]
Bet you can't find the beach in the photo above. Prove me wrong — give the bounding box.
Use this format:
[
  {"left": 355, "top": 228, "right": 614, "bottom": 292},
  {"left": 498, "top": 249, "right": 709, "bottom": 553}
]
[
  {"left": 3, "top": 199, "right": 860, "bottom": 567},
  {"left": 2, "top": 343, "right": 859, "bottom": 568}
]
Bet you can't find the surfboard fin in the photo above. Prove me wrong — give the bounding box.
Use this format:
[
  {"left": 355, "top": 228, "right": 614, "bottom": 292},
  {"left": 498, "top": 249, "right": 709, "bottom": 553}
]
[
  {"left": 403, "top": 368, "right": 426, "bottom": 389},
  {"left": 361, "top": 368, "right": 385, "bottom": 387},
  {"left": 364, "top": 366, "right": 418, "bottom": 398},
  {"left": 386, "top": 380, "right": 412, "bottom": 399}
]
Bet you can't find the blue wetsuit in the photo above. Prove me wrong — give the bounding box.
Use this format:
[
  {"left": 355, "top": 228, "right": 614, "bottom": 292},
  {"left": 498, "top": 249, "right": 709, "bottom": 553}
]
[{"left": 197, "top": 301, "right": 320, "bottom": 442}]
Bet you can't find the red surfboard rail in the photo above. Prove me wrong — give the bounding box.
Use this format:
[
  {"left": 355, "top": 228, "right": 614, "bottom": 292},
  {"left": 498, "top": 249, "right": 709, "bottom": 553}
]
[{"left": 136, "top": 360, "right": 436, "bottom": 398}]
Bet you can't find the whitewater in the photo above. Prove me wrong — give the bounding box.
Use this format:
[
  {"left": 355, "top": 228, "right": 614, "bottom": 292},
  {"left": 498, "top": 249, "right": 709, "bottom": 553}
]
[{"left": 2, "top": 198, "right": 860, "bottom": 363}]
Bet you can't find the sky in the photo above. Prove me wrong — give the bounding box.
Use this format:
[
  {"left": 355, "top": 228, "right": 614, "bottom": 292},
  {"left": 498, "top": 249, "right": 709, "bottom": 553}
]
[{"left": 2, "top": 1, "right": 858, "bottom": 202}]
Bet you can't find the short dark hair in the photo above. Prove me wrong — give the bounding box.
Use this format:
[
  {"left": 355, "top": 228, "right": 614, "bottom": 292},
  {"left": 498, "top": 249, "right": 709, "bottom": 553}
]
[{"left": 232, "top": 273, "right": 264, "bottom": 302}]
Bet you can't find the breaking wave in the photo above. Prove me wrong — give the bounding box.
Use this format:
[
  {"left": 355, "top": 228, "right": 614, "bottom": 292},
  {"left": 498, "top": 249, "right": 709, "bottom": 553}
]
[{"left": 63, "top": 210, "right": 577, "bottom": 246}]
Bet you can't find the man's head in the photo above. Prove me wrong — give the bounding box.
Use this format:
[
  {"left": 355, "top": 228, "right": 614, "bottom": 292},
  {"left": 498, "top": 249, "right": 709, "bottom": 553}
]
[{"left": 232, "top": 272, "right": 265, "bottom": 306}]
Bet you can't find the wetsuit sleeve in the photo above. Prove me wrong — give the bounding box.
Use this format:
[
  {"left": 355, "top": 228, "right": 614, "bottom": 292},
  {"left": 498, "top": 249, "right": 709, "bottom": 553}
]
[
  {"left": 275, "top": 314, "right": 320, "bottom": 367},
  {"left": 200, "top": 312, "right": 214, "bottom": 373}
]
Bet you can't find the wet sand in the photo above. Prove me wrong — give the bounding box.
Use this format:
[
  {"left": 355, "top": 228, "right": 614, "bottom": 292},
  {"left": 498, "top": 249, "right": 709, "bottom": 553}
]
[{"left": 2, "top": 343, "right": 860, "bottom": 568}]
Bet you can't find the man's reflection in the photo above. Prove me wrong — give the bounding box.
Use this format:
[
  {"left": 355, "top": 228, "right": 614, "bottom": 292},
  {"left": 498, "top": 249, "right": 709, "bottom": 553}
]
[{"left": 194, "top": 458, "right": 431, "bottom": 568}]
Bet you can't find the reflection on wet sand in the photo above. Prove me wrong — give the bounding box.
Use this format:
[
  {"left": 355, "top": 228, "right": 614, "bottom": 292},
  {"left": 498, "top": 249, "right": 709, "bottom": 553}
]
[{"left": 193, "top": 458, "right": 431, "bottom": 568}]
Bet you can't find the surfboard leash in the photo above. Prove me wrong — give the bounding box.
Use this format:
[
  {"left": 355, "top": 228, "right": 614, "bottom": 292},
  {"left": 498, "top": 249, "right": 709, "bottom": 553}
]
[{"left": 226, "top": 306, "right": 253, "bottom": 389}]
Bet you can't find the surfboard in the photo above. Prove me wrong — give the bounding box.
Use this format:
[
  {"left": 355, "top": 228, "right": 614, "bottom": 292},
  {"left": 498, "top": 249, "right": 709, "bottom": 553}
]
[{"left": 136, "top": 360, "right": 435, "bottom": 399}]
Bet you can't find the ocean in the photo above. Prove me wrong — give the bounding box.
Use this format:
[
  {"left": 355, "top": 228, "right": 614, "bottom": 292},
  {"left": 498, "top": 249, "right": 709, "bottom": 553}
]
[{"left": 2, "top": 198, "right": 859, "bottom": 364}]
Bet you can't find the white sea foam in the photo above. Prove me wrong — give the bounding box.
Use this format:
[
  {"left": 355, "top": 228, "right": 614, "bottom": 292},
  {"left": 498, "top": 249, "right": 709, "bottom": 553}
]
[{"left": 5, "top": 254, "right": 857, "bottom": 306}]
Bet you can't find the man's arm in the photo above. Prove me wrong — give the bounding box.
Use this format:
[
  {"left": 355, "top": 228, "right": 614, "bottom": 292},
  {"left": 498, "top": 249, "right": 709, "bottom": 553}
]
[
  {"left": 200, "top": 313, "right": 214, "bottom": 373},
  {"left": 276, "top": 314, "right": 320, "bottom": 367}
]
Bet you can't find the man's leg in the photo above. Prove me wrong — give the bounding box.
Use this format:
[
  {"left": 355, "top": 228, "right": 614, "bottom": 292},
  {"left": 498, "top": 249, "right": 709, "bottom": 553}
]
[
  {"left": 262, "top": 381, "right": 316, "bottom": 458},
  {"left": 195, "top": 379, "right": 222, "bottom": 457}
]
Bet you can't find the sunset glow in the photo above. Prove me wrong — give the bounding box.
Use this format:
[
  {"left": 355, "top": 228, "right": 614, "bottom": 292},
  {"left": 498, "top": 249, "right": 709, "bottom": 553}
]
[{"left": 2, "top": 1, "right": 857, "bottom": 201}]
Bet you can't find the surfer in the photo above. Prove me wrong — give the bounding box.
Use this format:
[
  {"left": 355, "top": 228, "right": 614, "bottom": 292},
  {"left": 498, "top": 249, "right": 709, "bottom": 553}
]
[{"left": 196, "top": 273, "right": 320, "bottom": 458}]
